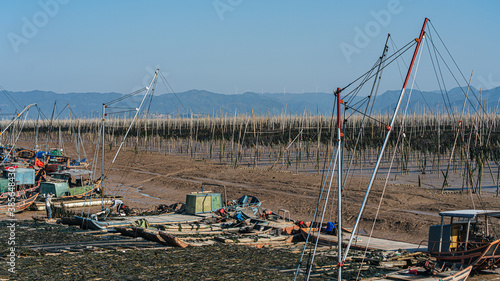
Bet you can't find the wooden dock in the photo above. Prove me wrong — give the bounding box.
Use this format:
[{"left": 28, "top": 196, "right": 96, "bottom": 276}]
[
  {"left": 302, "top": 228, "right": 427, "bottom": 252},
  {"left": 348, "top": 233, "right": 427, "bottom": 252}
]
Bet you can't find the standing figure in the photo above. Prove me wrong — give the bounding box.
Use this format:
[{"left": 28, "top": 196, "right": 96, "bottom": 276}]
[{"left": 45, "top": 194, "right": 53, "bottom": 219}]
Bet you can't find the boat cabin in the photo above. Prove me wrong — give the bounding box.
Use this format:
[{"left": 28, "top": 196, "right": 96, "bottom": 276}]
[
  {"left": 40, "top": 170, "right": 95, "bottom": 198},
  {"left": 50, "top": 169, "right": 92, "bottom": 187},
  {"left": 428, "top": 210, "right": 500, "bottom": 253},
  {"left": 0, "top": 168, "right": 37, "bottom": 198}
]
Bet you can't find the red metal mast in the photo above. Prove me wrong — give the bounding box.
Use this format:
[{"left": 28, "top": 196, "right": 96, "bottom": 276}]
[
  {"left": 402, "top": 18, "right": 429, "bottom": 89},
  {"left": 342, "top": 17, "right": 429, "bottom": 263}
]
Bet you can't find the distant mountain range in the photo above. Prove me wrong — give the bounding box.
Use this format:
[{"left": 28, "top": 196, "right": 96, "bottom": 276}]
[{"left": 1, "top": 86, "right": 499, "bottom": 119}]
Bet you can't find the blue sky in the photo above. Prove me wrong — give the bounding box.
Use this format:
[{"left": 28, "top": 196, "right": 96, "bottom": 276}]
[{"left": 1, "top": 0, "right": 499, "bottom": 95}]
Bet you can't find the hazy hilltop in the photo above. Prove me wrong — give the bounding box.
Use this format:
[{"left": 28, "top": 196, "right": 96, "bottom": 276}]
[{"left": 3, "top": 86, "right": 499, "bottom": 119}]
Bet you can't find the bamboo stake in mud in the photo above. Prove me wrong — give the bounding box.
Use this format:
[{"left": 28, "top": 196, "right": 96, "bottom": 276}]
[{"left": 441, "top": 71, "right": 473, "bottom": 192}]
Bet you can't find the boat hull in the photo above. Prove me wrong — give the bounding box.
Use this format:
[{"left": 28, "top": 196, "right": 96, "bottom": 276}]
[
  {"left": 377, "top": 265, "right": 472, "bottom": 281},
  {"left": 0, "top": 193, "right": 39, "bottom": 214},
  {"left": 429, "top": 239, "right": 500, "bottom": 270}
]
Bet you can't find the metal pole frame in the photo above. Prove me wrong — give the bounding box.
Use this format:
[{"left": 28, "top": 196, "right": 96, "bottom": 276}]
[
  {"left": 439, "top": 215, "right": 444, "bottom": 252},
  {"left": 343, "top": 18, "right": 429, "bottom": 261}
]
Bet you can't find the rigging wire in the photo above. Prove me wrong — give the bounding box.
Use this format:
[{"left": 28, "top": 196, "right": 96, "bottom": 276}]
[
  {"left": 45, "top": 101, "right": 57, "bottom": 151},
  {"left": 428, "top": 21, "right": 486, "bottom": 114},
  {"left": 339, "top": 40, "right": 416, "bottom": 129},
  {"left": 106, "top": 88, "right": 147, "bottom": 105},
  {"left": 0, "top": 85, "right": 22, "bottom": 111},
  {"left": 298, "top": 38, "right": 419, "bottom": 279},
  {"left": 159, "top": 71, "right": 188, "bottom": 116},
  {"left": 342, "top": 40, "right": 416, "bottom": 100},
  {"left": 354, "top": 34, "right": 425, "bottom": 280},
  {"left": 426, "top": 26, "right": 480, "bottom": 113},
  {"left": 294, "top": 101, "right": 338, "bottom": 280},
  {"left": 389, "top": 37, "right": 433, "bottom": 113},
  {"left": 2, "top": 106, "right": 32, "bottom": 164},
  {"left": 144, "top": 74, "right": 159, "bottom": 118},
  {"left": 343, "top": 34, "right": 391, "bottom": 192},
  {"left": 342, "top": 19, "right": 429, "bottom": 264},
  {"left": 343, "top": 59, "right": 380, "bottom": 105},
  {"left": 425, "top": 29, "right": 452, "bottom": 116}
]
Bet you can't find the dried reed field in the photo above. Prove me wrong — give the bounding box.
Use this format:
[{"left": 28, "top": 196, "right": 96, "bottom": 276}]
[{"left": 8, "top": 113, "right": 500, "bottom": 195}]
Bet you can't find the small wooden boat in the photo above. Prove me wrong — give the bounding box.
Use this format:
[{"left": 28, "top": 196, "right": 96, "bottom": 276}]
[
  {"left": 39, "top": 170, "right": 101, "bottom": 200},
  {"left": 0, "top": 184, "right": 40, "bottom": 199},
  {"left": 428, "top": 210, "right": 500, "bottom": 270},
  {"left": 375, "top": 265, "right": 472, "bottom": 281},
  {"left": 0, "top": 192, "right": 38, "bottom": 214}
]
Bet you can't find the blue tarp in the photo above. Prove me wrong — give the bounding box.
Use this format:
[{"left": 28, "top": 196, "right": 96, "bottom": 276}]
[{"left": 35, "top": 151, "right": 52, "bottom": 158}]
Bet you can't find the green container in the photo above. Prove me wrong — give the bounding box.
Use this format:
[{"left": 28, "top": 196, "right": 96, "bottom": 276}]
[
  {"left": 50, "top": 150, "right": 63, "bottom": 157},
  {"left": 40, "top": 181, "right": 70, "bottom": 197},
  {"left": 185, "top": 192, "right": 222, "bottom": 215}
]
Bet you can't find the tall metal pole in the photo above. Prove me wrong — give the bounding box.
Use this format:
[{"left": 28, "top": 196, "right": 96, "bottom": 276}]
[
  {"left": 101, "top": 69, "right": 159, "bottom": 183},
  {"left": 344, "top": 34, "right": 390, "bottom": 188},
  {"left": 343, "top": 18, "right": 429, "bottom": 261},
  {"left": 335, "top": 88, "right": 343, "bottom": 281},
  {"left": 0, "top": 103, "right": 36, "bottom": 136},
  {"left": 101, "top": 103, "right": 106, "bottom": 207}
]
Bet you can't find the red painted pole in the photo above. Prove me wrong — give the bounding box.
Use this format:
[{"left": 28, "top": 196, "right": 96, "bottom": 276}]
[{"left": 402, "top": 18, "right": 428, "bottom": 89}]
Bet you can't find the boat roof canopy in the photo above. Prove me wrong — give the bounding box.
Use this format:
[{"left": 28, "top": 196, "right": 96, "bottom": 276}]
[
  {"left": 439, "top": 210, "right": 500, "bottom": 219},
  {"left": 53, "top": 169, "right": 92, "bottom": 177}
]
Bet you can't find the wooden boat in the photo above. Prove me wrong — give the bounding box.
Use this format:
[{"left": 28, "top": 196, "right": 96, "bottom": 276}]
[
  {"left": 428, "top": 210, "right": 500, "bottom": 270},
  {"left": 73, "top": 213, "right": 204, "bottom": 230},
  {"left": 0, "top": 184, "right": 39, "bottom": 199},
  {"left": 375, "top": 265, "right": 472, "bottom": 281},
  {"left": 16, "top": 149, "right": 35, "bottom": 159},
  {"left": 39, "top": 170, "right": 101, "bottom": 200},
  {"left": 0, "top": 192, "right": 39, "bottom": 214},
  {"left": 158, "top": 230, "right": 189, "bottom": 248}
]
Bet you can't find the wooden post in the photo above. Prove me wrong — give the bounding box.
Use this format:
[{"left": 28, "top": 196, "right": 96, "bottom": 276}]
[{"left": 465, "top": 218, "right": 471, "bottom": 251}]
